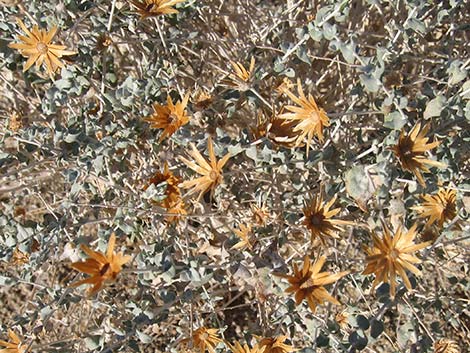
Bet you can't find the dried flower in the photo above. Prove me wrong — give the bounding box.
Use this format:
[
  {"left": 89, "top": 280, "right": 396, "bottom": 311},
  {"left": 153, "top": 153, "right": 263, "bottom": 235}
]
[
  {"left": 0, "top": 329, "right": 27, "bottom": 353},
  {"left": 391, "top": 122, "right": 445, "bottom": 186},
  {"left": 252, "top": 111, "right": 303, "bottom": 149},
  {"left": 226, "top": 341, "right": 265, "bottom": 353},
  {"left": 180, "top": 327, "right": 222, "bottom": 353},
  {"left": 70, "top": 233, "right": 131, "bottom": 295},
  {"left": 434, "top": 339, "right": 461, "bottom": 353},
  {"left": 144, "top": 162, "right": 182, "bottom": 208},
  {"left": 413, "top": 188, "right": 457, "bottom": 228},
  {"left": 302, "top": 193, "right": 354, "bottom": 245},
  {"left": 10, "top": 247, "right": 29, "bottom": 266},
  {"left": 232, "top": 223, "right": 254, "bottom": 250},
  {"left": 96, "top": 33, "right": 112, "bottom": 51},
  {"left": 275, "top": 77, "right": 294, "bottom": 95},
  {"left": 335, "top": 310, "right": 349, "bottom": 328},
  {"left": 144, "top": 93, "right": 190, "bottom": 142},
  {"left": 130, "top": 0, "right": 186, "bottom": 18},
  {"left": 193, "top": 89, "right": 213, "bottom": 111},
  {"left": 257, "top": 336, "right": 297, "bottom": 353},
  {"left": 363, "top": 222, "right": 430, "bottom": 297},
  {"left": 279, "top": 79, "right": 330, "bottom": 156},
  {"left": 179, "top": 137, "right": 231, "bottom": 201},
  {"left": 223, "top": 57, "right": 255, "bottom": 91},
  {"left": 144, "top": 162, "right": 187, "bottom": 223},
  {"left": 8, "top": 111, "right": 22, "bottom": 131},
  {"left": 251, "top": 203, "right": 271, "bottom": 226},
  {"left": 276, "top": 256, "right": 348, "bottom": 313},
  {"left": 8, "top": 19, "right": 76, "bottom": 79},
  {"left": 166, "top": 200, "right": 187, "bottom": 223}
]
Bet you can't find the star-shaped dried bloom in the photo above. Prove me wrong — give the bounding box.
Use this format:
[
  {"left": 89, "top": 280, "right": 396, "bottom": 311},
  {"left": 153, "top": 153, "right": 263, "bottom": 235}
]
[
  {"left": 130, "top": 0, "right": 186, "bottom": 18},
  {"left": 302, "top": 193, "right": 354, "bottom": 245},
  {"left": 0, "top": 329, "right": 27, "bottom": 353},
  {"left": 412, "top": 187, "right": 457, "bottom": 228},
  {"left": 335, "top": 310, "right": 349, "bottom": 328},
  {"left": 70, "top": 234, "right": 131, "bottom": 296},
  {"left": 279, "top": 79, "right": 330, "bottom": 156},
  {"left": 227, "top": 341, "right": 265, "bottom": 353},
  {"left": 180, "top": 327, "right": 222, "bottom": 353},
  {"left": 144, "top": 93, "right": 190, "bottom": 142},
  {"left": 363, "top": 222, "right": 431, "bottom": 297},
  {"left": 232, "top": 223, "right": 254, "bottom": 250},
  {"left": 391, "top": 122, "right": 445, "bottom": 186},
  {"left": 276, "top": 256, "right": 348, "bottom": 313},
  {"left": 256, "top": 336, "right": 297, "bottom": 353},
  {"left": 179, "top": 137, "right": 231, "bottom": 201},
  {"left": 8, "top": 19, "right": 76, "bottom": 79},
  {"left": 250, "top": 203, "right": 271, "bottom": 226},
  {"left": 433, "top": 339, "right": 460, "bottom": 353}
]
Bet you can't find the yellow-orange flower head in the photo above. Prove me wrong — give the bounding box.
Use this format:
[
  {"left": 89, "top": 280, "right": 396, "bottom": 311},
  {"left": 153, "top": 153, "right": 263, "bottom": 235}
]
[
  {"left": 302, "top": 193, "right": 353, "bottom": 245},
  {"left": 179, "top": 137, "right": 231, "bottom": 201},
  {"left": 279, "top": 79, "right": 330, "bottom": 156},
  {"left": 180, "top": 327, "right": 222, "bottom": 353},
  {"left": 70, "top": 234, "right": 131, "bottom": 295},
  {"left": 276, "top": 256, "right": 348, "bottom": 313},
  {"left": 130, "top": 0, "right": 186, "bottom": 19},
  {"left": 226, "top": 341, "right": 266, "bottom": 353},
  {"left": 412, "top": 187, "right": 457, "bottom": 228},
  {"left": 8, "top": 19, "right": 76, "bottom": 79},
  {"left": 363, "top": 222, "right": 430, "bottom": 297},
  {"left": 145, "top": 93, "right": 190, "bottom": 142},
  {"left": 392, "top": 122, "right": 445, "bottom": 186},
  {"left": 256, "top": 336, "right": 297, "bottom": 353}
]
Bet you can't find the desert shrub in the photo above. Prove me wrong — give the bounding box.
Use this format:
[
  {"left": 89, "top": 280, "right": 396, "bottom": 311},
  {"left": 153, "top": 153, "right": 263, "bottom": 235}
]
[{"left": 0, "top": 0, "right": 469, "bottom": 352}]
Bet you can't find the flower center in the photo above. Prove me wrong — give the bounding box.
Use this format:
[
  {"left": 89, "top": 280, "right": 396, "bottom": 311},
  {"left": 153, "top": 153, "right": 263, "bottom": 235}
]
[
  {"left": 100, "top": 262, "right": 111, "bottom": 276},
  {"left": 389, "top": 249, "right": 400, "bottom": 260},
  {"left": 309, "top": 111, "right": 320, "bottom": 122},
  {"left": 36, "top": 42, "right": 48, "bottom": 54},
  {"left": 309, "top": 213, "right": 323, "bottom": 226},
  {"left": 167, "top": 113, "right": 178, "bottom": 124},
  {"left": 209, "top": 170, "right": 219, "bottom": 181}
]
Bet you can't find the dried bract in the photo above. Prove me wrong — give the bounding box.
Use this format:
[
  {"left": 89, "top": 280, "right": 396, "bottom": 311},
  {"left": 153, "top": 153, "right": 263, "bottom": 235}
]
[
  {"left": 180, "top": 327, "right": 222, "bottom": 353},
  {"left": 302, "top": 193, "right": 353, "bottom": 245},
  {"left": 434, "top": 339, "right": 461, "bottom": 353},
  {"left": 257, "top": 336, "right": 297, "bottom": 353}
]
